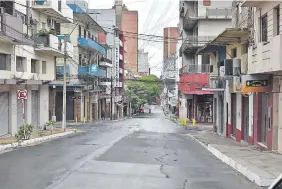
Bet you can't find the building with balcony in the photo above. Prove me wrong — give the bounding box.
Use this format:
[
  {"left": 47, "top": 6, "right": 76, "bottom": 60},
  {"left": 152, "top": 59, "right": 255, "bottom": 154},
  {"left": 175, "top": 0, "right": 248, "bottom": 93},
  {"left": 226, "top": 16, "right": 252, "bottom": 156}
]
[
  {"left": 242, "top": 0, "right": 282, "bottom": 153},
  {"left": 0, "top": 0, "right": 74, "bottom": 136},
  {"left": 89, "top": 8, "right": 125, "bottom": 119},
  {"left": 49, "top": 2, "right": 107, "bottom": 123},
  {"left": 178, "top": 0, "right": 232, "bottom": 123}
]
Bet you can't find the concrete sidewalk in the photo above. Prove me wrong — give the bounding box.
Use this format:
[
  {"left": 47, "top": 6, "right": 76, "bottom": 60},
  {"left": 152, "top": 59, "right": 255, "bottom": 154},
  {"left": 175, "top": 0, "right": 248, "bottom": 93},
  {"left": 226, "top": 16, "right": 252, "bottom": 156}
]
[{"left": 185, "top": 124, "right": 282, "bottom": 187}]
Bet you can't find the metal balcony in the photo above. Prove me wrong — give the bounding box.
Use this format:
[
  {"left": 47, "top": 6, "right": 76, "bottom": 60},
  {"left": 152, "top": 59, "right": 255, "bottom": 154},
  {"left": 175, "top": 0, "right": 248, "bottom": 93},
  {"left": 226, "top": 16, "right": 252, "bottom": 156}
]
[
  {"left": 35, "top": 34, "right": 65, "bottom": 57},
  {"left": 0, "top": 11, "right": 33, "bottom": 45},
  {"left": 180, "top": 64, "right": 210, "bottom": 75},
  {"left": 99, "top": 57, "right": 112, "bottom": 67},
  {"left": 77, "top": 64, "right": 106, "bottom": 78},
  {"left": 78, "top": 37, "right": 106, "bottom": 55},
  {"left": 181, "top": 36, "right": 215, "bottom": 54},
  {"left": 32, "top": 0, "right": 73, "bottom": 23},
  {"left": 56, "top": 65, "right": 71, "bottom": 79},
  {"left": 183, "top": 8, "right": 232, "bottom": 30}
]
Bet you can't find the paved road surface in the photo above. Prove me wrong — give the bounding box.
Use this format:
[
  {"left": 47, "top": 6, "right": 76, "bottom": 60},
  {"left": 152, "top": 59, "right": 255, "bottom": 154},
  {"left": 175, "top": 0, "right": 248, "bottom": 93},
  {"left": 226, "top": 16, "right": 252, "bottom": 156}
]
[{"left": 0, "top": 107, "right": 262, "bottom": 189}]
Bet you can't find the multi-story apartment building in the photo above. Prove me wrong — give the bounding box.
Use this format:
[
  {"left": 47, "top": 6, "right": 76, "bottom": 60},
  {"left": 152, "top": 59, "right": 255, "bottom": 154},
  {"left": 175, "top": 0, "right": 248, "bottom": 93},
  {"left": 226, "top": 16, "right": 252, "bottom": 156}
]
[
  {"left": 241, "top": 0, "right": 282, "bottom": 153},
  {"left": 50, "top": 2, "right": 107, "bottom": 123},
  {"left": 138, "top": 49, "right": 149, "bottom": 76},
  {"left": 0, "top": 0, "right": 73, "bottom": 136},
  {"left": 114, "top": 0, "right": 138, "bottom": 76},
  {"left": 89, "top": 8, "right": 125, "bottom": 120},
  {"left": 178, "top": 0, "right": 232, "bottom": 123},
  {"left": 163, "top": 27, "right": 178, "bottom": 60}
]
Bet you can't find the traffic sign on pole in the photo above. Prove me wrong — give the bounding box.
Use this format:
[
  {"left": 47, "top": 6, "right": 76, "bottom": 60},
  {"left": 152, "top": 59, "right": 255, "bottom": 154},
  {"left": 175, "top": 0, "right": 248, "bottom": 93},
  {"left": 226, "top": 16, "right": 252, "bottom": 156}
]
[{"left": 17, "top": 90, "right": 27, "bottom": 100}]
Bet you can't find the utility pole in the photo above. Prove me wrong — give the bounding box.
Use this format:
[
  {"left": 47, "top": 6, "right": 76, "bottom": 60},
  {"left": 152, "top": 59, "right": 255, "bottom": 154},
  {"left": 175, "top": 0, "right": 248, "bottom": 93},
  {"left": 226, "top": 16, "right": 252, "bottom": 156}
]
[
  {"left": 62, "top": 35, "right": 67, "bottom": 131},
  {"left": 110, "top": 75, "right": 113, "bottom": 120},
  {"left": 60, "top": 24, "right": 78, "bottom": 131}
]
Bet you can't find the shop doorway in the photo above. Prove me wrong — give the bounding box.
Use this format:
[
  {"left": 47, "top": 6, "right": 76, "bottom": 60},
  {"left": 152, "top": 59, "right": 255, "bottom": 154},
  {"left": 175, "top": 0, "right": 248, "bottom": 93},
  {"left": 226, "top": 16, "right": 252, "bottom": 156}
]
[{"left": 231, "top": 93, "right": 237, "bottom": 136}]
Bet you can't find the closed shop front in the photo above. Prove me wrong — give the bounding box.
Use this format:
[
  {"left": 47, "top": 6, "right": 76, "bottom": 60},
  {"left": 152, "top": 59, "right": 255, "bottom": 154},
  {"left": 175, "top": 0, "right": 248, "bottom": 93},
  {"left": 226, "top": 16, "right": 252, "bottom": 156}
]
[{"left": 0, "top": 92, "right": 9, "bottom": 136}]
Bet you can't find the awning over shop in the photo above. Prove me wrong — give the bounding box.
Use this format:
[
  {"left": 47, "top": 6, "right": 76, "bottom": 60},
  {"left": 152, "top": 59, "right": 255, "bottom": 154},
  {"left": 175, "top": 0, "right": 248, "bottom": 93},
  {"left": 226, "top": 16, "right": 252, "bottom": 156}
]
[{"left": 197, "top": 28, "right": 250, "bottom": 55}]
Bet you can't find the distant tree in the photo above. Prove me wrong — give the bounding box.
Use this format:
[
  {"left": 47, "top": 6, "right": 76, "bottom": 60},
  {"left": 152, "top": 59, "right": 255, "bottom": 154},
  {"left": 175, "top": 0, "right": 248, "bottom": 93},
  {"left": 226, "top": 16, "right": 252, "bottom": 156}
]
[{"left": 125, "top": 74, "right": 162, "bottom": 110}]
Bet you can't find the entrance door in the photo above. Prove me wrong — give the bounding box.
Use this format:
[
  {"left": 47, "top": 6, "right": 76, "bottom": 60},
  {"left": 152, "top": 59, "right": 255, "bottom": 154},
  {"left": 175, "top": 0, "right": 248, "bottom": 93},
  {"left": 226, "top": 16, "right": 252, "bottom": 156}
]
[
  {"left": 0, "top": 92, "right": 9, "bottom": 136},
  {"left": 31, "top": 91, "right": 39, "bottom": 127},
  {"left": 55, "top": 92, "right": 74, "bottom": 121},
  {"left": 231, "top": 93, "right": 237, "bottom": 136},
  {"left": 242, "top": 96, "right": 249, "bottom": 141},
  {"left": 260, "top": 93, "right": 268, "bottom": 144}
]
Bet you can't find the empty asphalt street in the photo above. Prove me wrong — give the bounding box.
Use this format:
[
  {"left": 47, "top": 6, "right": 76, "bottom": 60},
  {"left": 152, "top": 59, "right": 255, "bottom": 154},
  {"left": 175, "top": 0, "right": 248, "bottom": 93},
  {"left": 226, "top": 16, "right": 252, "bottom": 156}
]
[{"left": 0, "top": 107, "right": 262, "bottom": 189}]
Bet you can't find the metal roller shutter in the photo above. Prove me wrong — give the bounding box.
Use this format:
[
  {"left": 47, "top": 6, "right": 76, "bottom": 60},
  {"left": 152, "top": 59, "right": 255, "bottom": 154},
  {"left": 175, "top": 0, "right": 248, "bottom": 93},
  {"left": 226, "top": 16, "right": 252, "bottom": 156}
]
[{"left": 0, "top": 92, "right": 9, "bottom": 136}]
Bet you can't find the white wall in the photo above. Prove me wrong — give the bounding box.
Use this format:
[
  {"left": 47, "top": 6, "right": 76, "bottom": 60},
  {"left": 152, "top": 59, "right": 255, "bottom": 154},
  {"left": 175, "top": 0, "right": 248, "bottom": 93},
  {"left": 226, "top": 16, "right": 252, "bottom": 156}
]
[{"left": 198, "top": 20, "right": 232, "bottom": 37}]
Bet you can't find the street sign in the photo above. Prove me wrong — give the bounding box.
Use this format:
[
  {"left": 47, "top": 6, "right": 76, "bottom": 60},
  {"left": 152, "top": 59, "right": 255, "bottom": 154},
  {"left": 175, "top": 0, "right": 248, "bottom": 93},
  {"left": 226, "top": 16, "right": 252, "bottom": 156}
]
[{"left": 17, "top": 90, "right": 27, "bottom": 100}]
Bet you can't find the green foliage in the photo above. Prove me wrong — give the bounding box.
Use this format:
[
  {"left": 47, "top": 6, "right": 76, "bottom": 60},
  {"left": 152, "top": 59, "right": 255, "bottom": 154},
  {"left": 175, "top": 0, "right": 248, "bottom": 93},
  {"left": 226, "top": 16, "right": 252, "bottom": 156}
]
[
  {"left": 15, "top": 124, "right": 34, "bottom": 141},
  {"left": 46, "top": 120, "right": 56, "bottom": 126},
  {"left": 125, "top": 74, "right": 162, "bottom": 109}
]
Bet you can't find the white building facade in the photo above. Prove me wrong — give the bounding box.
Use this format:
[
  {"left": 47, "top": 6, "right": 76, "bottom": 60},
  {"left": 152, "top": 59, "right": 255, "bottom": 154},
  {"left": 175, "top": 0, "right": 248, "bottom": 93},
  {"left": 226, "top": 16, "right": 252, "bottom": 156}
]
[{"left": 0, "top": 0, "right": 73, "bottom": 136}]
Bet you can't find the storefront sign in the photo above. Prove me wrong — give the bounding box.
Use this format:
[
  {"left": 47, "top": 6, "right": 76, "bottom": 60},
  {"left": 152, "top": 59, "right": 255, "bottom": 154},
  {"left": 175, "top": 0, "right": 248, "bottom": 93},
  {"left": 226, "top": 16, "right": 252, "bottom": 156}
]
[
  {"left": 231, "top": 75, "right": 270, "bottom": 93},
  {"left": 242, "top": 75, "right": 270, "bottom": 93}
]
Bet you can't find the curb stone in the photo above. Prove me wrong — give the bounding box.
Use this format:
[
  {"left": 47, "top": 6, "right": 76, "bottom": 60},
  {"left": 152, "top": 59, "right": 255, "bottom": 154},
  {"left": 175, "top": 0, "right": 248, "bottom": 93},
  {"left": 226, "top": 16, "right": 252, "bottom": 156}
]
[
  {"left": 186, "top": 133, "right": 275, "bottom": 187},
  {"left": 0, "top": 131, "right": 75, "bottom": 152}
]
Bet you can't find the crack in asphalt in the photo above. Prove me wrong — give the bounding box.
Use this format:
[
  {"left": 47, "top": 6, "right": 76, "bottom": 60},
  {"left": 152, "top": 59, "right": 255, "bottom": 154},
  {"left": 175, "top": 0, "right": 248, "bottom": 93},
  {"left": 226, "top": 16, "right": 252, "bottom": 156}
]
[
  {"left": 182, "top": 178, "right": 188, "bottom": 189},
  {"left": 155, "top": 157, "right": 169, "bottom": 165},
  {"left": 159, "top": 165, "right": 170, "bottom": 178}
]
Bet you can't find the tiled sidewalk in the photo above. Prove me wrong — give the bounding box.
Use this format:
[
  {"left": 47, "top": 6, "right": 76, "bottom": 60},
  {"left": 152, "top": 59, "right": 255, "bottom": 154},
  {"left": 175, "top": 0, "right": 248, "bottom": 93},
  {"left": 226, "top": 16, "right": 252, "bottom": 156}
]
[{"left": 185, "top": 124, "right": 282, "bottom": 187}]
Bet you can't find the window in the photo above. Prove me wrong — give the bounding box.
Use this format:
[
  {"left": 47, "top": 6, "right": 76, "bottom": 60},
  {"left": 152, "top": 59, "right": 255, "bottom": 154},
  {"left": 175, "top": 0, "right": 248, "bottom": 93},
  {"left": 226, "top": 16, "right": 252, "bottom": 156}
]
[
  {"left": 84, "top": 29, "right": 86, "bottom": 38},
  {"left": 0, "top": 53, "right": 10, "bottom": 71},
  {"left": 231, "top": 48, "right": 237, "bottom": 58},
  {"left": 261, "top": 14, "right": 268, "bottom": 42},
  {"left": 31, "top": 59, "right": 38, "bottom": 73},
  {"left": 241, "top": 43, "right": 248, "bottom": 54},
  {"left": 42, "top": 61, "right": 47, "bottom": 74},
  {"left": 16, "top": 56, "right": 25, "bottom": 72},
  {"left": 78, "top": 25, "right": 81, "bottom": 37},
  {"left": 88, "top": 31, "right": 91, "bottom": 39},
  {"left": 79, "top": 54, "right": 82, "bottom": 65}
]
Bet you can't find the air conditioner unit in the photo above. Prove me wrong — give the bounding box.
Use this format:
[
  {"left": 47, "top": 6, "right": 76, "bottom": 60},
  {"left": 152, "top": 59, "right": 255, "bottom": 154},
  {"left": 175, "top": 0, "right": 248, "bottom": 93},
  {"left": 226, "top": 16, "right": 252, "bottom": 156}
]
[{"left": 0, "top": 7, "right": 5, "bottom": 14}]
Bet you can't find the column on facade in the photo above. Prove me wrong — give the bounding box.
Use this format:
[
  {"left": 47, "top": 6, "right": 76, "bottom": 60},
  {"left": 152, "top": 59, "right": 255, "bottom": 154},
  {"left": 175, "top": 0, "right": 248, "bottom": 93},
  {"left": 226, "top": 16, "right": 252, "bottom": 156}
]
[
  {"left": 26, "top": 85, "right": 33, "bottom": 124},
  {"left": 9, "top": 86, "right": 17, "bottom": 135},
  {"left": 224, "top": 80, "right": 231, "bottom": 137},
  {"left": 39, "top": 85, "right": 49, "bottom": 126},
  {"left": 235, "top": 93, "right": 242, "bottom": 141}
]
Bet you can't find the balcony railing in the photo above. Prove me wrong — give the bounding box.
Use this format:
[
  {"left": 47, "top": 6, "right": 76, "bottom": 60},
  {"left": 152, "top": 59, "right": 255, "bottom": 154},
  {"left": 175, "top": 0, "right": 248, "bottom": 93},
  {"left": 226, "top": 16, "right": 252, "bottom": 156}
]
[
  {"left": 181, "top": 36, "right": 215, "bottom": 53},
  {"left": 56, "top": 66, "right": 71, "bottom": 79},
  {"left": 180, "top": 64, "right": 210, "bottom": 75},
  {"left": 0, "top": 12, "right": 33, "bottom": 45},
  {"left": 32, "top": 0, "right": 73, "bottom": 23},
  {"left": 78, "top": 64, "right": 106, "bottom": 77},
  {"left": 206, "top": 8, "right": 232, "bottom": 19},
  {"left": 99, "top": 57, "right": 112, "bottom": 67},
  {"left": 78, "top": 37, "right": 106, "bottom": 55}
]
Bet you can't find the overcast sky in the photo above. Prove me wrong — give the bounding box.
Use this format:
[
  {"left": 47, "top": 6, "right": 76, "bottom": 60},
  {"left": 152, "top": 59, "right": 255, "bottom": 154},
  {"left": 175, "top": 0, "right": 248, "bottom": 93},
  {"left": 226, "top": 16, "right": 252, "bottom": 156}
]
[{"left": 88, "top": 0, "right": 179, "bottom": 77}]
